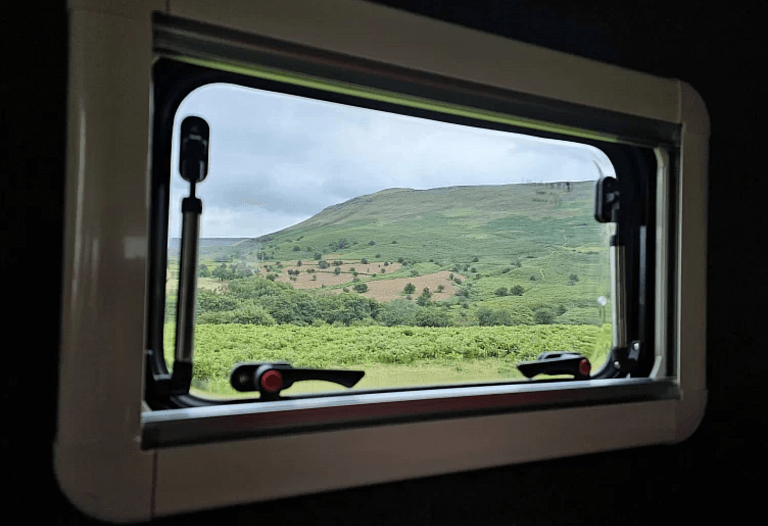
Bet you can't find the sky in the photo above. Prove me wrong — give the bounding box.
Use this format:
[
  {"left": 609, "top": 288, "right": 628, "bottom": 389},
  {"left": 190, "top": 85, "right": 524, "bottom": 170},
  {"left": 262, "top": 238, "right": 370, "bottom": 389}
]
[{"left": 169, "top": 83, "right": 615, "bottom": 239}]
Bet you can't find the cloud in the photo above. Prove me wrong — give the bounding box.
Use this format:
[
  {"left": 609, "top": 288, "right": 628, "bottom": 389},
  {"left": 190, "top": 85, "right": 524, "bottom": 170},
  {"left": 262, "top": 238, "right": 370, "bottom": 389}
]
[{"left": 169, "top": 83, "right": 613, "bottom": 238}]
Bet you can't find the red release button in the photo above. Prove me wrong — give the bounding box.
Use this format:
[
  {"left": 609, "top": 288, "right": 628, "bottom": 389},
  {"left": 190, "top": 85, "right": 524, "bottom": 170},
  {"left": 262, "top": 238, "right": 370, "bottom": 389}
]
[
  {"left": 260, "top": 370, "right": 283, "bottom": 392},
  {"left": 578, "top": 359, "right": 591, "bottom": 377}
]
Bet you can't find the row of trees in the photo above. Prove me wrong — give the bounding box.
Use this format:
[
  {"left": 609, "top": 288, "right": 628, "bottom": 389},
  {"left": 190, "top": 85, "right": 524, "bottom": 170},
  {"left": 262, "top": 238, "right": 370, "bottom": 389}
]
[{"left": 165, "top": 276, "right": 579, "bottom": 328}]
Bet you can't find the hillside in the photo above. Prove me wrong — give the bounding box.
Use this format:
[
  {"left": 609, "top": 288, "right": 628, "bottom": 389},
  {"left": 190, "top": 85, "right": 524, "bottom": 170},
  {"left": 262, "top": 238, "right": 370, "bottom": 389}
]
[{"left": 176, "top": 181, "right": 613, "bottom": 327}]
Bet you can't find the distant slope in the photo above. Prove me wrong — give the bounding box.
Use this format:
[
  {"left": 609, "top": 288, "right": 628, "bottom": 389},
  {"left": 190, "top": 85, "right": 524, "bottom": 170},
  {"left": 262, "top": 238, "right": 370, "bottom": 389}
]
[{"left": 228, "top": 181, "right": 604, "bottom": 265}]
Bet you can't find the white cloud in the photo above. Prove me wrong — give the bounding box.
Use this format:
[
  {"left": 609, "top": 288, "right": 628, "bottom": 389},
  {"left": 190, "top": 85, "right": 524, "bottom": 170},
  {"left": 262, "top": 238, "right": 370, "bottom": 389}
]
[{"left": 168, "top": 83, "right": 614, "bottom": 238}]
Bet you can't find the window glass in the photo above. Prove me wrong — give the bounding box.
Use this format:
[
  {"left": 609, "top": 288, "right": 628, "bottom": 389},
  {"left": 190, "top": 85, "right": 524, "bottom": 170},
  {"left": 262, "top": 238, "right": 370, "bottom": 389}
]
[{"left": 165, "top": 83, "right": 616, "bottom": 399}]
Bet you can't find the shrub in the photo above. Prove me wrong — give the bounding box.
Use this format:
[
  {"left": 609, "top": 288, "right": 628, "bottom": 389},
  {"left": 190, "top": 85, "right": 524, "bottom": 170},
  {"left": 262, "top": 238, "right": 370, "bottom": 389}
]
[
  {"left": 353, "top": 283, "right": 369, "bottom": 293},
  {"left": 534, "top": 308, "right": 555, "bottom": 325},
  {"left": 437, "top": 284, "right": 445, "bottom": 292},
  {"left": 376, "top": 299, "right": 418, "bottom": 326},
  {"left": 404, "top": 283, "right": 416, "bottom": 294},
  {"left": 494, "top": 287, "right": 509, "bottom": 297},
  {"left": 472, "top": 256, "right": 479, "bottom": 262},
  {"left": 343, "top": 287, "right": 349, "bottom": 293},
  {"left": 410, "top": 270, "right": 419, "bottom": 277},
  {"left": 332, "top": 260, "right": 343, "bottom": 266},
  {"left": 369, "top": 241, "right": 376, "bottom": 246},
  {"left": 293, "top": 245, "right": 301, "bottom": 251},
  {"left": 510, "top": 285, "right": 524, "bottom": 296},
  {"left": 375, "top": 253, "right": 381, "bottom": 258},
  {"left": 415, "top": 308, "right": 450, "bottom": 327},
  {"left": 361, "top": 258, "right": 368, "bottom": 264},
  {"left": 449, "top": 273, "right": 454, "bottom": 280},
  {"left": 454, "top": 278, "right": 462, "bottom": 285},
  {"left": 296, "top": 260, "right": 302, "bottom": 266},
  {"left": 317, "top": 260, "right": 329, "bottom": 269},
  {"left": 334, "top": 266, "right": 341, "bottom": 275}
]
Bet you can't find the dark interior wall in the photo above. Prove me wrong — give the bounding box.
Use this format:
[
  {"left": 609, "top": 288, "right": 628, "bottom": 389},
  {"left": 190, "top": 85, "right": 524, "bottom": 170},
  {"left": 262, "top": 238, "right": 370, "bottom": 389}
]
[{"left": 1, "top": 1, "right": 763, "bottom": 524}]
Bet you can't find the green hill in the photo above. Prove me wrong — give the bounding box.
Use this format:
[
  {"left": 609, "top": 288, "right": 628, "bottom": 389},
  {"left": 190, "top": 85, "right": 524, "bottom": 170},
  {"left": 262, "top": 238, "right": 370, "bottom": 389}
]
[{"left": 190, "top": 181, "right": 612, "bottom": 327}]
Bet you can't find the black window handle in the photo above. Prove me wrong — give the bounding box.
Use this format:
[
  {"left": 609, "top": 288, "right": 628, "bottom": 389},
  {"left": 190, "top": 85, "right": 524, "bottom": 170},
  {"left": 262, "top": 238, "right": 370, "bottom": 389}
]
[
  {"left": 230, "top": 362, "right": 365, "bottom": 401},
  {"left": 517, "top": 352, "right": 591, "bottom": 380}
]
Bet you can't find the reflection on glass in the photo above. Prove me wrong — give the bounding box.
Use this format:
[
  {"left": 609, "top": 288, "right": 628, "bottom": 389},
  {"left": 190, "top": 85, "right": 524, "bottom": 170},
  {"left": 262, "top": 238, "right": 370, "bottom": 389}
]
[{"left": 164, "top": 83, "right": 615, "bottom": 398}]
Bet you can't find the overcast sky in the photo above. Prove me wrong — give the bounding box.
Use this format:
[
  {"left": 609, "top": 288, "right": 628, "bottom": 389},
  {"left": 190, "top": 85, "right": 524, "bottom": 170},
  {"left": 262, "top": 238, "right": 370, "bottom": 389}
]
[{"left": 169, "top": 83, "right": 614, "bottom": 239}]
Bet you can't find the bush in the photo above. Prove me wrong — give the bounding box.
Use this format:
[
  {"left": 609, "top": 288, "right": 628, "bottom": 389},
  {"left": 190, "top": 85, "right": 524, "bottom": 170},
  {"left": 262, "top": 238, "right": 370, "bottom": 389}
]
[
  {"left": 296, "top": 260, "right": 302, "bottom": 266},
  {"left": 293, "top": 245, "right": 301, "bottom": 251},
  {"left": 415, "top": 308, "right": 450, "bottom": 327},
  {"left": 510, "top": 285, "right": 524, "bottom": 296},
  {"left": 353, "top": 283, "right": 369, "bottom": 293},
  {"left": 334, "top": 266, "right": 341, "bottom": 275},
  {"left": 449, "top": 273, "right": 454, "bottom": 280},
  {"left": 404, "top": 283, "right": 416, "bottom": 294},
  {"left": 317, "top": 260, "right": 329, "bottom": 269},
  {"left": 375, "top": 253, "right": 381, "bottom": 258},
  {"left": 376, "top": 300, "right": 418, "bottom": 326},
  {"left": 494, "top": 287, "right": 509, "bottom": 297},
  {"left": 476, "top": 306, "right": 513, "bottom": 326},
  {"left": 197, "top": 303, "right": 276, "bottom": 326},
  {"left": 313, "top": 252, "right": 322, "bottom": 260},
  {"left": 454, "top": 278, "right": 462, "bottom": 285},
  {"left": 437, "top": 284, "right": 445, "bottom": 292},
  {"left": 369, "top": 241, "right": 376, "bottom": 246},
  {"left": 361, "top": 258, "right": 368, "bottom": 264},
  {"left": 534, "top": 308, "right": 555, "bottom": 325},
  {"left": 472, "top": 256, "right": 479, "bottom": 262}
]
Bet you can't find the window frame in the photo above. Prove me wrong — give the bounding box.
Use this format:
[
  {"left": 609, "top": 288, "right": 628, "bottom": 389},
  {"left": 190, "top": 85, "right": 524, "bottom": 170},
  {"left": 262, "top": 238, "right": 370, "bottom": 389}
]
[{"left": 55, "top": 0, "right": 708, "bottom": 522}]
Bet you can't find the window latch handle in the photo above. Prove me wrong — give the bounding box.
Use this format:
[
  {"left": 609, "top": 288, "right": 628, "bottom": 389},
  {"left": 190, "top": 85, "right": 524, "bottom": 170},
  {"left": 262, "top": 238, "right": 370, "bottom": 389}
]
[
  {"left": 230, "top": 362, "right": 365, "bottom": 401},
  {"left": 517, "top": 352, "right": 591, "bottom": 380}
]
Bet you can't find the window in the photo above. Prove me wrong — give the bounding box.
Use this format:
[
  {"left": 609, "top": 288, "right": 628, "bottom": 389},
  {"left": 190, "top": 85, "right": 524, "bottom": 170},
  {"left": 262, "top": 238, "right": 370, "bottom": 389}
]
[{"left": 56, "top": 0, "right": 708, "bottom": 522}]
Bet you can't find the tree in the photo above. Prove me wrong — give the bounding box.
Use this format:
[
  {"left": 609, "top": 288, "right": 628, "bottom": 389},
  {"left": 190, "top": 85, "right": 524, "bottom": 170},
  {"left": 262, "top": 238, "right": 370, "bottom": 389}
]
[
  {"left": 353, "top": 283, "right": 368, "bottom": 293},
  {"left": 568, "top": 273, "right": 579, "bottom": 285},
  {"left": 334, "top": 266, "right": 341, "bottom": 275},
  {"left": 510, "top": 285, "right": 524, "bottom": 296},
  {"left": 313, "top": 252, "right": 322, "bottom": 260},
  {"left": 361, "top": 258, "right": 368, "bottom": 264},
  {"left": 494, "top": 287, "right": 508, "bottom": 297},
  {"left": 437, "top": 284, "right": 445, "bottom": 292},
  {"left": 404, "top": 283, "right": 416, "bottom": 294},
  {"left": 198, "top": 264, "right": 211, "bottom": 278},
  {"left": 296, "top": 260, "right": 302, "bottom": 266},
  {"left": 317, "top": 260, "right": 329, "bottom": 269}
]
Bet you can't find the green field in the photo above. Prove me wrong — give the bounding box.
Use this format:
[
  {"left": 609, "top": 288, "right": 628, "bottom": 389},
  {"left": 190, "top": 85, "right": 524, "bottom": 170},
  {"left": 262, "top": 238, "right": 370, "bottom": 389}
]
[
  {"left": 163, "top": 323, "right": 612, "bottom": 397},
  {"left": 164, "top": 181, "right": 614, "bottom": 396}
]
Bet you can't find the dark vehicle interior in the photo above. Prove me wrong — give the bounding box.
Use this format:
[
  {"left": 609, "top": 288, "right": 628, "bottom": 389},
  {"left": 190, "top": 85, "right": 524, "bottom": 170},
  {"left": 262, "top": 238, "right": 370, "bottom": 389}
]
[{"left": 2, "top": 0, "right": 763, "bottom": 524}]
